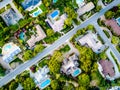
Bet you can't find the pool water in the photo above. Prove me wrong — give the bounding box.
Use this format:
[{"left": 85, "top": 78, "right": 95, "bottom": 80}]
[
  {"left": 40, "top": 79, "right": 51, "bottom": 89},
  {"left": 50, "top": 10, "right": 59, "bottom": 19},
  {"left": 19, "top": 32, "right": 25, "bottom": 40},
  {"left": 4, "top": 44, "right": 12, "bottom": 51},
  {"left": 53, "top": 0, "right": 58, "bottom": 3},
  {"left": 76, "top": 0, "right": 84, "bottom": 4},
  {"left": 72, "top": 69, "right": 81, "bottom": 77},
  {"left": 33, "top": 9, "right": 42, "bottom": 17},
  {"left": 116, "top": 17, "right": 120, "bottom": 26}
]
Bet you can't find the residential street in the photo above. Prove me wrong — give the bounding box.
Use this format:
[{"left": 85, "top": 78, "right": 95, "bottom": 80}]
[
  {"left": 0, "top": 0, "right": 120, "bottom": 87},
  {"left": 92, "top": 22, "right": 120, "bottom": 61}
]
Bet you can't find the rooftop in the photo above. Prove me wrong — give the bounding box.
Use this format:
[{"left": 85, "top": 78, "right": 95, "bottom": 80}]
[
  {"left": 27, "top": 24, "right": 46, "bottom": 48},
  {"left": 77, "top": 2, "right": 95, "bottom": 16},
  {"left": 0, "top": 8, "right": 22, "bottom": 26},
  {"left": 2, "top": 42, "right": 21, "bottom": 63},
  {"left": 99, "top": 60, "right": 115, "bottom": 77},
  {"left": 105, "top": 19, "right": 120, "bottom": 35},
  {"left": 78, "top": 31, "right": 104, "bottom": 53},
  {"left": 61, "top": 54, "right": 81, "bottom": 77},
  {"left": 46, "top": 10, "right": 67, "bottom": 32},
  {"left": 0, "top": 0, "right": 12, "bottom": 9},
  {"left": 76, "top": 0, "right": 85, "bottom": 7},
  {"left": 32, "top": 65, "right": 51, "bottom": 89},
  {"left": 21, "top": 0, "right": 41, "bottom": 11}
]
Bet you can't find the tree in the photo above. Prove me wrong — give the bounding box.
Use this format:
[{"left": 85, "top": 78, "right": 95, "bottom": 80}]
[
  {"left": 23, "top": 50, "right": 33, "bottom": 61},
  {"left": 64, "top": 18, "right": 72, "bottom": 27},
  {"left": 76, "top": 86, "right": 87, "bottom": 90},
  {"left": 105, "top": 11, "right": 115, "bottom": 19},
  {"left": 0, "top": 64, "right": 5, "bottom": 76},
  {"left": 111, "top": 35, "right": 119, "bottom": 44},
  {"left": 95, "top": 5, "right": 102, "bottom": 12},
  {"left": 48, "top": 51, "right": 63, "bottom": 75},
  {"left": 78, "top": 74, "right": 90, "bottom": 87},
  {"left": 46, "top": 29, "right": 54, "bottom": 37},
  {"left": 51, "top": 80, "right": 59, "bottom": 90},
  {"left": 33, "top": 44, "right": 44, "bottom": 55}
]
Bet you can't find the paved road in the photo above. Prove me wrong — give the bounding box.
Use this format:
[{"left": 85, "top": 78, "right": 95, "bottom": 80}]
[
  {"left": 0, "top": 0, "right": 120, "bottom": 87},
  {"left": 92, "top": 22, "right": 120, "bottom": 61}
]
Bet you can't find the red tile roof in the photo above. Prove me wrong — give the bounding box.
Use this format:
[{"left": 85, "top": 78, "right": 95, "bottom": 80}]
[
  {"left": 105, "top": 19, "right": 120, "bottom": 35},
  {"left": 99, "top": 60, "right": 115, "bottom": 77}
]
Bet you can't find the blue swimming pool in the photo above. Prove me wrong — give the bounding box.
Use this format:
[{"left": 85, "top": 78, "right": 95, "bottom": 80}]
[
  {"left": 53, "top": 0, "right": 58, "bottom": 3},
  {"left": 4, "top": 44, "right": 12, "bottom": 51},
  {"left": 50, "top": 10, "right": 59, "bottom": 19},
  {"left": 72, "top": 69, "right": 81, "bottom": 77},
  {"left": 33, "top": 9, "right": 42, "bottom": 17},
  {"left": 116, "top": 17, "right": 120, "bottom": 26},
  {"left": 19, "top": 32, "right": 25, "bottom": 40},
  {"left": 76, "top": 0, "right": 84, "bottom": 4},
  {"left": 40, "top": 79, "right": 51, "bottom": 89}
]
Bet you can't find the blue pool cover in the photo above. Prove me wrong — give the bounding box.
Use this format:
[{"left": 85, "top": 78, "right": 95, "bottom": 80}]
[
  {"left": 21, "top": 0, "right": 41, "bottom": 10},
  {"left": 40, "top": 79, "right": 51, "bottom": 89},
  {"left": 72, "top": 68, "right": 81, "bottom": 77},
  {"left": 50, "top": 10, "right": 59, "bottom": 19}
]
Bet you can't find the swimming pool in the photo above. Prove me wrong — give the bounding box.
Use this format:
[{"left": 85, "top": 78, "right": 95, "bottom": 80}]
[
  {"left": 32, "top": 9, "right": 42, "bottom": 17},
  {"left": 76, "top": 0, "right": 84, "bottom": 4},
  {"left": 116, "top": 17, "right": 120, "bottom": 26},
  {"left": 4, "top": 44, "right": 12, "bottom": 51},
  {"left": 50, "top": 10, "right": 59, "bottom": 19},
  {"left": 53, "top": 0, "right": 58, "bottom": 3},
  {"left": 72, "top": 68, "right": 81, "bottom": 77},
  {"left": 40, "top": 79, "right": 51, "bottom": 89},
  {"left": 19, "top": 32, "right": 25, "bottom": 40}
]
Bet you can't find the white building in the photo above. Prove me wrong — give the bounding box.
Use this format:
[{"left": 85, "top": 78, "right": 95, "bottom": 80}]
[
  {"left": 31, "top": 65, "right": 51, "bottom": 89},
  {"left": 61, "top": 54, "right": 81, "bottom": 77},
  {"left": 78, "top": 31, "right": 105, "bottom": 53},
  {"left": 77, "top": 2, "right": 95, "bottom": 16},
  {"left": 45, "top": 10, "right": 67, "bottom": 32},
  {"left": 27, "top": 24, "right": 46, "bottom": 48}
]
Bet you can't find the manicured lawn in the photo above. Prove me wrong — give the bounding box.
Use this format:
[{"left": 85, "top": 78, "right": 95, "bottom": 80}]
[
  {"left": 103, "top": 30, "right": 110, "bottom": 38},
  {"left": 110, "top": 51, "right": 120, "bottom": 72},
  {"left": 39, "top": 4, "right": 46, "bottom": 12},
  {"left": 60, "top": 45, "right": 71, "bottom": 53}
]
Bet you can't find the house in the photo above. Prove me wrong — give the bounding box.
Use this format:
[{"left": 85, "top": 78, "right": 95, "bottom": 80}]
[
  {"left": 109, "top": 86, "right": 120, "bottom": 90},
  {"left": 0, "top": 0, "right": 12, "bottom": 9},
  {"left": 21, "top": 0, "right": 42, "bottom": 11},
  {"left": 0, "top": 8, "right": 22, "bottom": 26},
  {"left": 61, "top": 54, "right": 81, "bottom": 77},
  {"left": 98, "top": 60, "right": 115, "bottom": 78},
  {"left": 0, "top": 42, "right": 21, "bottom": 70},
  {"left": 31, "top": 65, "right": 51, "bottom": 89},
  {"left": 77, "top": 2, "right": 95, "bottom": 16},
  {"left": 1, "top": 42, "right": 21, "bottom": 64},
  {"left": 76, "top": 0, "right": 85, "bottom": 8},
  {"left": 45, "top": 10, "right": 67, "bottom": 32},
  {"left": 77, "top": 31, "right": 105, "bottom": 53},
  {"left": 105, "top": 19, "right": 120, "bottom": 35},
  {"left": 27, "top": 25, "right": 46, "bottom": 48}
]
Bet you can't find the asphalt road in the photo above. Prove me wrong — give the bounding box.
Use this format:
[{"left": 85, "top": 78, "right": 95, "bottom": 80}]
[
  {"left": 0, "top": 0, "right": 120, "bottom": 87},
  {"left": 93, "top": 22, "right": 120, "bottom": 61}
]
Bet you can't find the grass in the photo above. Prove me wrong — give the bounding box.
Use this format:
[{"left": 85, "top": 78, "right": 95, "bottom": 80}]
[
  {"left": 110, "top": 51, "right": 120, "bottom": 72},
  {"left": 103, "top": 30, "right": 110, "bottom": 38},
  {"left": 29, "top": 8, "right": 38, "bottom": 14},
  {"left": 39, "top": 4, "right": 46, "bottom": 12},
  {"left": 59, "top": 45, "right": 71, "bottom": 53}
]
